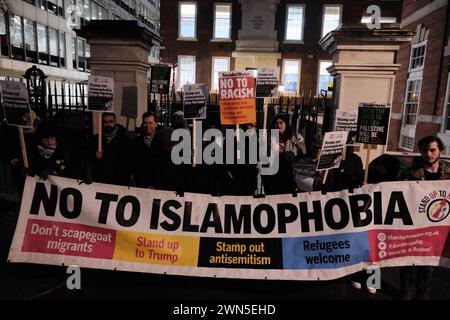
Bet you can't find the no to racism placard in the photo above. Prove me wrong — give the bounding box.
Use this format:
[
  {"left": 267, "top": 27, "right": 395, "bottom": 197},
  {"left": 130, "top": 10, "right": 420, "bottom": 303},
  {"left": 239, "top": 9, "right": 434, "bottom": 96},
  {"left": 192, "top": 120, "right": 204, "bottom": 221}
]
[
  {"left": 8, "top": 176, "right": 450, "bottom": 281},
  {"left": 219, "top": 71, "right": 256, "bottom": 125},
  {"left": 0, "top": 80, "right": 33, "bottom": 128}
]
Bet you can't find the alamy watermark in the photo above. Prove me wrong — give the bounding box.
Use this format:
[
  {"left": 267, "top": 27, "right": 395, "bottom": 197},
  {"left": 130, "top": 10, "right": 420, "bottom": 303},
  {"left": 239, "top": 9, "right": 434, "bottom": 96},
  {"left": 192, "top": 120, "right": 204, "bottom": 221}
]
[
  {"left": 66, "top": 265, "right": 81, "bottom": 290},
  {"left": 171, "top": 125, "right": 280, "bottom": 176}
]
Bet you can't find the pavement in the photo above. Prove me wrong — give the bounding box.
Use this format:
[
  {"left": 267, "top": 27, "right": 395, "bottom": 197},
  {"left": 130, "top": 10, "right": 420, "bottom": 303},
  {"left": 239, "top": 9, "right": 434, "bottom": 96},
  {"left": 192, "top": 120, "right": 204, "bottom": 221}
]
[{"left": 1, "top": 192, "right": 450, "bottom": 301}]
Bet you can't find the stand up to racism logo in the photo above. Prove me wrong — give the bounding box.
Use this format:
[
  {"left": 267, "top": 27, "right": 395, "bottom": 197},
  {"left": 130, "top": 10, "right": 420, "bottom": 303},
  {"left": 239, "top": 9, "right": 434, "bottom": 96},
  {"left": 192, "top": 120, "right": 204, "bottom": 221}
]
[{"left": 419, "top": 190, "right": 450, "bottom": 222}]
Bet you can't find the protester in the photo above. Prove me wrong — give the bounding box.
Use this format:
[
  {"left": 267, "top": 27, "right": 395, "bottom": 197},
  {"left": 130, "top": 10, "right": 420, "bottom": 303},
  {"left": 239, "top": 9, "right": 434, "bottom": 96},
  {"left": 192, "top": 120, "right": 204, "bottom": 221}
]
[
  {"left": 132, "top": 111, "right": 175, "bottom": 190},
  {"left": 29, "top": 124, "right": 83, "bottom": 179},
  {"left": 264, "top": 115, "right": 306, "bottom": 195},
  {"left": 90, "top": 113, "right": 132, "bottom": 186},
  {"left": 219, "top": 122, "right": 258, "bottom": 196},
  {"left": 294, "top": 133, "right": 324, "bottom": 192},
  {"left": 399, "top": 135, "right": 450, "bottom": 300}
]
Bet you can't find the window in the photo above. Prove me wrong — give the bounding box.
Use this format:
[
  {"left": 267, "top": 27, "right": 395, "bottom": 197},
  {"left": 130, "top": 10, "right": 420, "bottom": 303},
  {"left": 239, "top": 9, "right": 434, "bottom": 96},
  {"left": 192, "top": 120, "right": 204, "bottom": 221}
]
[
  {"left": 322, "top": 5, "right": 341, "bottom": 37},
  {"left": 83, "top": 0, "right": 91, "bottom": 20},
  {"left": 77, "top": 38, "right": 86, "bottom": 71},
  {"left": 214, "top": 4, "right": 231, "bottom": 40},
  {"left": 178, "top": 55, "right": 196, "bottom": 89},
  {"left": 403, "top": 79, "right": 422, "bottom": 126},
  {"left": 49, "top": 28, "right": 59, "bottom": 67},
  {"left": 72, "top": 36, "right": 77, "bottom": 69},
  {"left": 24, "top": 19, "right": 38, "bottom": 63},
  {"left": 10, "top": 15, "right": 24, "bottom": 60},
  {"left": 409, "top": 42, "right": 426, "bottom": 71},
  {"left": 0, "top": 9, "right": 5, "bottom": 34},
  {"left": 59, "top": 32, "right": 65, "bottom": 67},
  {"left": 285, "top": 5, "right": 304, "bottom": 41},
  {"left": 179, "top": 2, "right": 196, "bottom": 39},
  {"left": 0, "top": 10, "right": 8, "bottom": 57},
  {"left": 282, "top": 60, "right": 301, "bottom": 93},
  {"left": 85, "top": 43, "right": 90, "bottom": 71},
  {"left": 211, "top": 57, "right": 230, "bottom": 91},
  {"left": 99, "top": 6, "right": 107, "bottom": 19},
  {"left": 37, "top": 23, "right": 48, "bottom": 65},
  {"left": 317, "top": 61, "right": 333, "bottom": 94},
  {"left": 47, "top": 0, "right": 58, "bottom": 15},
  {"left": 91, "top": 2, "right": 98, "bottom": 20}
]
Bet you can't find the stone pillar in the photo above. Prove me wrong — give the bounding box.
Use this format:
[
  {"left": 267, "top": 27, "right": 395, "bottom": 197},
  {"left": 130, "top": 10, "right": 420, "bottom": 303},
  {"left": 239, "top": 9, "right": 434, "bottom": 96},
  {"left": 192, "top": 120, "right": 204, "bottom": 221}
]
[
  {"left": 319, "top": 26, "right": 415, "bottom": 166},
  {"left": 78, "top": 21, "right": 161, "bottom": 131},
  {"left": 233, "top": 0, "right": 281, "bottom": 70}
]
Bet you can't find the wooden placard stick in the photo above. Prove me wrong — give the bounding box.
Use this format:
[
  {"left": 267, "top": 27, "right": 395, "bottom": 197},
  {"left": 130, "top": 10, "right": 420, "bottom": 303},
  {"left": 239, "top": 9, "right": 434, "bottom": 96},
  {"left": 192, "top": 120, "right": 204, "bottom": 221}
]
[{"left": 18, "top": 127, "right": 29, "bottom": 169}]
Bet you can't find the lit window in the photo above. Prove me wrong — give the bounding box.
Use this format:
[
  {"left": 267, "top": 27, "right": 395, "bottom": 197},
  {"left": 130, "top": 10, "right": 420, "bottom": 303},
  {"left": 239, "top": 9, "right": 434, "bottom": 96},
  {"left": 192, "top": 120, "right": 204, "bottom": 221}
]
[
  {"left": 285, "top": 5, "right": 304, "bottom": 41},
  {"left": 178, "top": 55, "right": 196, "bottom": 89},
  {"left": 179, "top": 2, "right": 196, "bottom": 38},
  {"left": 24, "top": 19, "right": 37, "bottom": 63},
  {"left": 322, "top": 5, "right": 341, "bottom": 37},
  {"left": 37, "top": 23, "right": 48, "bottom": 65},
  {"left": 403, "top": 79, "right": 422, "bottom": 126},
  {"left": 214, "top": 4, "right": 231, "bottom": 39},
  {"left": 282, "top": 60, "right": 301, "bottom": 93},
  {"left": 49, "top": 28, "right": 59, "bottom": 67},
  {"left": 317, "top": 61, "right": 333, "bottom": 94},
  {"left": 212, "top": 57, "right": 230, "bottom": 91}
]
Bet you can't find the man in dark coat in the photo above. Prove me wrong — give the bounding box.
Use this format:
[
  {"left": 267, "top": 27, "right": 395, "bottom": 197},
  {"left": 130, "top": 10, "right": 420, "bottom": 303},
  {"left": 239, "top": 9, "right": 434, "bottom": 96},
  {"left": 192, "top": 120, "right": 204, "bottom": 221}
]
[
  {"left": 132, "top": 112, "right": 175, "bottom": 190},
  {"left": 90, "top": 113, "right": 132, "bottom": 186}
]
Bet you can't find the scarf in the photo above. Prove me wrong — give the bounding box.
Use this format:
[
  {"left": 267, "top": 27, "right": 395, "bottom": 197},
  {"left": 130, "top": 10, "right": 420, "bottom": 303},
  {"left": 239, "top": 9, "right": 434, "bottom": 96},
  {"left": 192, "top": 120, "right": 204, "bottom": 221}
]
[
  {"left": 104, "top": 126, "right": 119, "bottom": 144},
  {"left": 38, "top": 144, "right": 57, "bottom": 159}
]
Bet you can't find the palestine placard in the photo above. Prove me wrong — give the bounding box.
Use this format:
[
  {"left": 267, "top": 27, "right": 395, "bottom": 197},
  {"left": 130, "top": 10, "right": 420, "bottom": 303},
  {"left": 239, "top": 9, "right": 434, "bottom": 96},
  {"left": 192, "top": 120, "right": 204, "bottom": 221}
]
[
  {"left": 150, "top": 65, "right": 171, "bottom": 94},
  {"left": 356, "top": 104, "right": 391, "bottom": 145}
]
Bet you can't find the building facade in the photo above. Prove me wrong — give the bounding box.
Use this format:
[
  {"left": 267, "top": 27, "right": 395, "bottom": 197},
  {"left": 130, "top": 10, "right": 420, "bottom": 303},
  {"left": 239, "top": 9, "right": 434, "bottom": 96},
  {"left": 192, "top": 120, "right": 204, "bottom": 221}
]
[
  {"left": 0, "top": 0, "right": 160, "bottom": 92},
  {"left": 389, "top": 0, "right": 450, "bottom": 155},
  {"left": 159, "top": 0, "right": 402, "bottom": 96}
]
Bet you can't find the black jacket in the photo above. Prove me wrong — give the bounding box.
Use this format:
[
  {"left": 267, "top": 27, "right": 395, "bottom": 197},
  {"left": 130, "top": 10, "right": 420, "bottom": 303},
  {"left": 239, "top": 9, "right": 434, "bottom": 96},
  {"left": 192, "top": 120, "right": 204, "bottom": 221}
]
[{"left": 90, "top": 124, "right": 132, "bottom": 185}]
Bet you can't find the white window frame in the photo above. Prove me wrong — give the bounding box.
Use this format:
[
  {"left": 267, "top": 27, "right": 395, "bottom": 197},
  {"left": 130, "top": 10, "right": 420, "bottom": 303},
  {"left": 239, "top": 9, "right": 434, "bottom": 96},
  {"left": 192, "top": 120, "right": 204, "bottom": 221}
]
[
  {"left": 443, "top": 72, "right": 450, "bottom": 133},
  {"left": 282, "top": 59, "right": 302, "bottom": 94},
  {"left": 321, "top": 4, "right": 342, "bottom": 38},
  {"left": 284, "top": 4, "right": 305, "bottom": 43},
  {"left": 177, "top": 55, "right": 196, "bottom": 90},
  {"left": 212, "top": 3, "right": 232, "bottom": 41},
  {"left": 317, "top": 60, "right": 333, "bottom": 95},
  {"left": 211, "top": 56, "right": 230, "bottom": 92},
  {"left": 402, "top": 77, "right": 422, "bottom": 128},
  {"left": 178, "top": 2, "right": 197, "bottom": 40},
  {"left": 408, "top": 41, "right": 427, "bottom": 73}
]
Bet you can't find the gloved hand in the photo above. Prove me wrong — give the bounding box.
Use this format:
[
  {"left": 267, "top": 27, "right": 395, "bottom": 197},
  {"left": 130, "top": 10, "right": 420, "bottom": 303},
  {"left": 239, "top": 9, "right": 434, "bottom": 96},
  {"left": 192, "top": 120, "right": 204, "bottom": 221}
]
[
  {"left": 25, "top": 168, "right": 35, "bottom": 177},
  {"left": 39, "top": 170, "right": 57, "bottom": 181}
]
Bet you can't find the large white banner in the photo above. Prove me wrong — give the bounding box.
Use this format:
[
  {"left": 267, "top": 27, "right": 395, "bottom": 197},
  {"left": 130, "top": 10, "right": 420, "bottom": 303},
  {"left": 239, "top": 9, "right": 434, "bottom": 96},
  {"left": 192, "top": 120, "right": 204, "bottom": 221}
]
[{"left": 8, "top": 176, "right": 450, "bottom": 280}]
